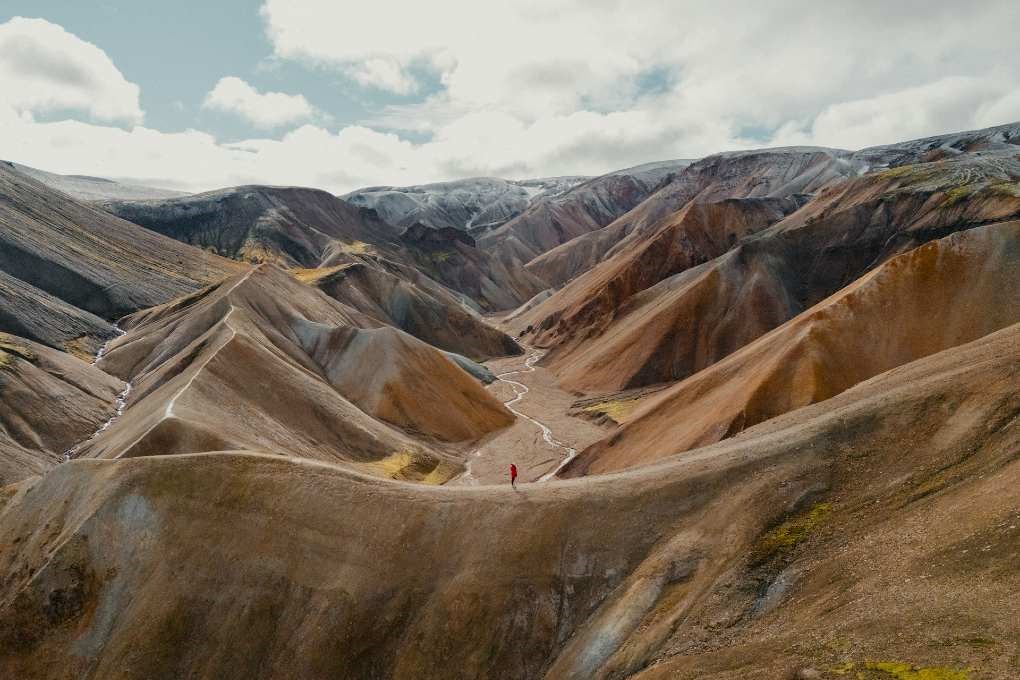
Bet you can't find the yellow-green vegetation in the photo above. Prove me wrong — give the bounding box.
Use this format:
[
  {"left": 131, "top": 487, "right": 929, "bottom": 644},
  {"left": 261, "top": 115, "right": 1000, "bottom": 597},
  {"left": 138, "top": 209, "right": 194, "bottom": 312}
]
[
  {"left": 989, "top": 181, "right": 1020, "bottom": 198},
  {"left": 582, "top": 399, "right": 637, "bottom": 423},
  {"left": 865, "top": 662, "right": 969, "bottom": 680},
  {"left": 0, "top": 334, "right": 35, "bottom": 368},
  {"left": 758, "top": 502, "right": 831, "bottom": 559},
  {"left": 337, "top": 240, "right": 373, "bottom": 255},
  {"left": 877, "top": 165, "right": 923, "bottom": 180},
  {"left": 291, "top": 263, "right": 353, "bottom": 284},
  {"left": 940, "top": 184, "right": 981, "bottom": 208},
  {"left": 830, "top": 661, "right": 969, "bottom": 679},
  {"left": 372, "top": 448, "right": 447, "bottom": 484},
  {"left": 63, "top": 335, "right": 96, "bottom": 363},
  {"left": 876, "top": 164, "right": 942, "bottom": 184},
  {"left": 238, "top": 240, "right": 287, "bottom": 265},
  {"left": 428, "top": 250, "right": 454, "bottom": 263}
]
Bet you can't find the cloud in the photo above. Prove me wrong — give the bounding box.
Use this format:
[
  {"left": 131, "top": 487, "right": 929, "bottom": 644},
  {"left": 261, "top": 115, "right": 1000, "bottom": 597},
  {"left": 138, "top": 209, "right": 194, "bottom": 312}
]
[
  {"left": 4, "top": 7, "right": 1020, "bottom": 196},
  {"left": 0, "top": 16, "right": 142, "bottom": 123},
  {"left": 771, "top": 77, "right": 1020, "bottom": 150},
  {"left": 202, "top": 76, "right": 317, "bottom": 128},
  {"left": 348, "top": 58, "right": 417, "bottom": 95}
]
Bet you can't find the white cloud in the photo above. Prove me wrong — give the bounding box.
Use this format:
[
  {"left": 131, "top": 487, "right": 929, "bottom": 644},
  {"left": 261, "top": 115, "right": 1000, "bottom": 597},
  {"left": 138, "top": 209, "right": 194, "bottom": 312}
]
[
  {"left": 4, "top": 6, "right": 1020, "bottom": 196},
  {"left": 348, "top": 58, "right": 416, "bottom": 95},
  {"left": 202, "top": 76, "right": 317, "bottom": 128},
  {"left": 0, "top": 16, "right": 142, "bottom": 123},
  {"left": 769, "top": 77, "right": 1020, "bottom": 150}
]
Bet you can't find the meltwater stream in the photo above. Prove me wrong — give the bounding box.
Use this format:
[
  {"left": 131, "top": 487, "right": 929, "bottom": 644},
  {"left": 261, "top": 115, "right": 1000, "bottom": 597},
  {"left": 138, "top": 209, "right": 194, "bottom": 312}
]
[
  {"left": 460, "top": 349, "right": 579, "bottom": 484},
  {"left": 62, "top": 325, "right": 132, "bottom": 461}
]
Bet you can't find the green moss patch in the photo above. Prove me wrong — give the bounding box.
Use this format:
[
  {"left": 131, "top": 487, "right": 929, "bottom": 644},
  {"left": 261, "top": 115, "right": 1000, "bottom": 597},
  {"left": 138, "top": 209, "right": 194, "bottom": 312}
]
[
  {"left": 0, "top": 334, "right": 35, "bottom": 368},
  {"left": 830, "top": 661, "right": 970, "bottom": 679},
  {"left": 757, "top": 502, "right": 831, "bottom": 560},
  {"left": 582, "top": 399, "right": 637, "bottom": 424},
  {"left": 940, "top": 184, "right": 981, "bottom": 208}
]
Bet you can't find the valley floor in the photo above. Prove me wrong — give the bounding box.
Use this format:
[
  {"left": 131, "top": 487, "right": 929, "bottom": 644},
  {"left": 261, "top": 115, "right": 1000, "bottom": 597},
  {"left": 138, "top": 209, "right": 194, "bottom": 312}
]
[{"left": 449, "top": 347, "right": 607, "bottom": 486}]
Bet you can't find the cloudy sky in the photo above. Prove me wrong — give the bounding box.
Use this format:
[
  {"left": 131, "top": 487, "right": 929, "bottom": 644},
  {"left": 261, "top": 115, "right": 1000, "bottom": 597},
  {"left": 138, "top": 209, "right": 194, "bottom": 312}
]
[{"left": 1, "top": 1, "right": 1018, "bottom": 193}]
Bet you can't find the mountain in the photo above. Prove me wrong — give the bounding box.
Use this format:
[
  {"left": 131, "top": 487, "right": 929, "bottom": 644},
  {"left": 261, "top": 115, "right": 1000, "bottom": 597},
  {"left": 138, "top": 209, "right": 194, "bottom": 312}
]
[
  {"left": 478, "top": 159, "right": 693, "bottom": 271},
  {"left": 2, "top": 318, "right": 1016, "bottom": 678},
  {"left": 0, "top": 334, "right": 124, "bottom": 485},
  {"left": 343, "top": 175, "right": 589, "bottom": 234},
  {"left": 76, "top": 265, "right": 512, "bottom": 476},
  {"left": 103, "top": 184, "right": 547, "bottom": 314},
  {"left": 7, "top": 161, "right": 187, "bottom": 202},
  {"left": 523, "top": 148, "right": 851, "bottom": 287},
  {"left": 295, "top": 261, "right": 522, "bottom": 361},
  {"left": 516, "top": 131, "right": 1020, "bottom": 396},
  {"left": 4, "top": 122, "right": 1020, "bottom": 680},
  {"left": 397, "top": 223, "right": 547, "bottom": 312},
  {"left": 101, "top": 185, "right": 403, "bottom": 267},
  {"left": 0, "top": 162, "right": 242, "bottom": 356},
  {"left": 564, "top": 219, "right": 1020, "bottom": 476}
]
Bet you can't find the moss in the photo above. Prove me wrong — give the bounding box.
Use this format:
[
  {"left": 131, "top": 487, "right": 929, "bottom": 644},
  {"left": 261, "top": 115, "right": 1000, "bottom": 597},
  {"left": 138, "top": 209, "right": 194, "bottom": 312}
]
[
  {"left": 291, "top": 264, "right": 353, "bottom": 284},
  {"left": 875, "top": 164, "right": 941, "bottom": 184},
  {"left": 237, "top": 240, "right": 286, "bottom": 265},
  {"left": 370, "top": 448, "right": 448, "bottom": 483},
  {"left": 757, "top": 502, "right": 831, "bottom": 559},
  {"left": 0, "top": 334, "right": 35, "bottom": 368},
  {"left": 428, "top": 250, "right": 454, "bottom": 263},
  {"left": 940, "top": 184, "right": 981, "bottom": 208},
  {"left": 338, "top": 240, "right": 373, "bottom": 255},
  {"left": 582, "top": 399, "right": 637, "bottom": 423},
  {"left": 863, "top": 661, "right": 970, "bottom": 680},
  {"left": 877, "top": 165, "right": 920, "bottom": 180},
  {"left": 988, "top": 181, "right": 1020, "bottom": 198},
  {"left": 63, "top": 335, "right": 97, "bottom": 363}
]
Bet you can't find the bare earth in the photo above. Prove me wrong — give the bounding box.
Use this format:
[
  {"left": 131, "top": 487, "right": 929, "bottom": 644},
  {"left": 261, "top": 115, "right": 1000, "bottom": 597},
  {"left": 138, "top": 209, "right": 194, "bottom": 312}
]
[{"left": 449, "top": 348, "right": 608, "bottom": 486}]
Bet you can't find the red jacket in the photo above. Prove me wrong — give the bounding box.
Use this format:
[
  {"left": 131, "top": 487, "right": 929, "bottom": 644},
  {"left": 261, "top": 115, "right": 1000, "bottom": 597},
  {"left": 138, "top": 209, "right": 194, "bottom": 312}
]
[{"left": 510, "top": 464, "right": 518, "bottom": 479}]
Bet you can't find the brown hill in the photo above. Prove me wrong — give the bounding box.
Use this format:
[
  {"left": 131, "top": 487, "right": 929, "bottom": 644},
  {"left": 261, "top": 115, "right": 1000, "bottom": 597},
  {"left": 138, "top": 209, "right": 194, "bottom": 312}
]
[
  {"left": 73, "top": 265, "right": 512, "bottom": 479},
  {"left": 0, "top": 162, "right": 241, "bottom": 355},
  {"left": 295, "top": 261, "right": 521, "bottom": 361},
  {"left": 524, "top": 147, "right": 850, "bottom": 287},
  {"left": 101, "top": 185, "right": 402, "bottom": 267},
  {"left": 521, "top": 153, "right": 1020, "bottom": 394},
  {"left": 1, "top": 319, "right": 1017, "bottom": 678},
  {"left": 524, "top": 197, "right": 799, "bottom": 392},
  {"left": 479, "top": 160, "right": 691, "bottom": 269},
  {"left": 0, "top": 334, "right": 123, "bottom": 485},
  {"left": 565, "top": 219, "right": 1020, "bottom": 476},
  {"left": 102, "top": 184, "right": 545, "bottom": 314},
  {"left": 398, "top": 224, "right": 547, "bottom": 311},
  {"left": 527, "top": 122, "right": 1020, "bottom": 290}
]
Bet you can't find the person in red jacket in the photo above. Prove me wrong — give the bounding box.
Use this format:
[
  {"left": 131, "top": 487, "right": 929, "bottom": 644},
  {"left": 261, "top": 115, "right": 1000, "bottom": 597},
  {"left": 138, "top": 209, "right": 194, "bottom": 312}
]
[{"left": 510, "top": 463, "right": 518, "bottom": 488}]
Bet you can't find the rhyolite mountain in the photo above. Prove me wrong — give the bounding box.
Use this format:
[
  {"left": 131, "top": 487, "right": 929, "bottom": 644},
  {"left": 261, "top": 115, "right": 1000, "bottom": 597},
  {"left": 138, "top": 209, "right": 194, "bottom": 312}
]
[
  {"left": 2, "top": 122, "right": 1020, "bottom": 680},
  {"left": 342, "top": 175, "right": 589, "bottom": 234}
]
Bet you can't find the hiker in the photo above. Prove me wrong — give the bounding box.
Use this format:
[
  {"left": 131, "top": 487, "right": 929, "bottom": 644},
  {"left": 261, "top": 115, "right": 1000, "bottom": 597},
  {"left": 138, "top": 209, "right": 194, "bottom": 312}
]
[{"left": 510, "top": 463, "right": 518, "bottom": 488}]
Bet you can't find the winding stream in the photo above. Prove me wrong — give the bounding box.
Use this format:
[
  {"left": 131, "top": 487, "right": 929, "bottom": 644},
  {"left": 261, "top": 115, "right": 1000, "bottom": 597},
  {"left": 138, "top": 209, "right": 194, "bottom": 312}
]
[
  {"left": 62, "top": 325, "right": 132, "bottom": 461},
  {"left": 460, "top": 349, "right": 579, "bottom": 484}
]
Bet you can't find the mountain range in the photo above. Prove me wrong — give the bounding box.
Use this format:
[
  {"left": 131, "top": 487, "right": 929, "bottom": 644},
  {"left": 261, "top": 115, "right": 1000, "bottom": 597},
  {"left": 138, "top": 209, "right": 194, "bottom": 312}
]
[{"left": 1, "top": 122, "right": 1019, "bottom": 679}]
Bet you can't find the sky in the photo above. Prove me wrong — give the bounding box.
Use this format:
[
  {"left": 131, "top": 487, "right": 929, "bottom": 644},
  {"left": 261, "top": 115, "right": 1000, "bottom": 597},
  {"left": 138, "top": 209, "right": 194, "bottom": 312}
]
[{"left": 1, "top": 0, "right": 1019, "bottom": 194}]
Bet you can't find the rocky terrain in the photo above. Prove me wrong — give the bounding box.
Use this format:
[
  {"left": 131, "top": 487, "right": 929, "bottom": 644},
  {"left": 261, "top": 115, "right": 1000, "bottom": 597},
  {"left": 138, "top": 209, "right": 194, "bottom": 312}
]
[
  {"left": 2, "top": 122, "right": 1020, "bottom": 679},
  {"left": 478, "top": 159, "right": 692, "bottom": 270},
  {"left": 0, "top": 162, "right": 243, "bottom": 357},
  {"left": 6, "top": 162, "right": 187, "bottom": 202},
  {"left": 343, "top": 176, "right": 588, "bottom": 234}
]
